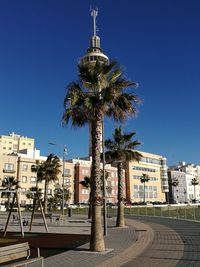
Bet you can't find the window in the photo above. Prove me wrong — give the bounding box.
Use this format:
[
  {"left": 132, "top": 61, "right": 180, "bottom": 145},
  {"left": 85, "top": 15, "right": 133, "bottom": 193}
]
[
  {"left": 22, "top": 176, "right": 27, "bottom": 183},
  {"left": 81, "top": 189, "right": 89, "bottom": 194},
  {"left": 30, "top": 177, "right": 36, "bottom": 183},
  {"left": 132, "top": 166, "right": 156, "bottom": 172},
  {"left": 64, "top": 179, "right": 70, "bottom": 185},
  {"left": 133, "top": 185, "right": 158, "bottom": 199},
  {"left": 64, "top": 168, "right": 70, "bottom": 176},
  {"left": 20, "top": 188, "right": 27, "bottom": 194},
  {"left": 22, "top": 164, "right": 28, "bottom": 171},
  {"left": 4, "top": 163, "right": 14, "bottom": 171},
  {"left": 13, "top": 144, "right": 18, "bottom": 151}
]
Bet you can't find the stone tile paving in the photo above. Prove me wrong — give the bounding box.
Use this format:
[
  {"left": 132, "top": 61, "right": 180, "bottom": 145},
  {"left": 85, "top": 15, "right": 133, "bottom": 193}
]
[
  {"left": 44, "top": 219, "right": 137, "bottom": 267},
  {"left": 122, "top": 216, "right": 200, "bottom": 267}
]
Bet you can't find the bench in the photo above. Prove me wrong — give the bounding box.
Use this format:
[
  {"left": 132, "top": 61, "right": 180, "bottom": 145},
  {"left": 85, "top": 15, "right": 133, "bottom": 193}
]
[{"left": 0, "top": 242, "right": 44, "bottom": 267}]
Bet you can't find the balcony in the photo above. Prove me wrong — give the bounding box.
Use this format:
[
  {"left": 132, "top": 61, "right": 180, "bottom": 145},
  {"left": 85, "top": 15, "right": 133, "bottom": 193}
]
[{"left": 3, "top": 169, "right": 16, "bottom": 174}]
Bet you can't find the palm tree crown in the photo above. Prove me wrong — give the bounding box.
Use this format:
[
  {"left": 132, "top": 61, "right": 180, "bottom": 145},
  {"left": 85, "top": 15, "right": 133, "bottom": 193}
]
[
  {"left": 62, "top": 61, "right": 140, "bottom": 127},
  {"left": 37, "top": 154, "right": 61, "bottom": 214},
  {"left": 104, "top": 127, "right": 142, "bottom": 164}
]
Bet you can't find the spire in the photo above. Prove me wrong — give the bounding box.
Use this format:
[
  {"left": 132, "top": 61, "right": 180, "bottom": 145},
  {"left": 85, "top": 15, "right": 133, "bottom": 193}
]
[
  {"left": 91, "top": 8, "right": 98, "bottom": 37},
  {"left": 90, "top": 8, "right": 100, "bottom": 49}
]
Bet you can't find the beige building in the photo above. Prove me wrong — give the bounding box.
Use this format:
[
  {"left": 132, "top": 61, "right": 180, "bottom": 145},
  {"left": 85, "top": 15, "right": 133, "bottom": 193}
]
[
  {"left": 0, "top": 132, "right": 34, "bottom": 155},
  {"left": 0, "top": 132, "right": 169, "bottom": 206},
  {"left": 125, "top": 151, "right": 168, "bottom": 204},
  {"left": 0, "top": 151, "right": 74, "bottom": 206}
]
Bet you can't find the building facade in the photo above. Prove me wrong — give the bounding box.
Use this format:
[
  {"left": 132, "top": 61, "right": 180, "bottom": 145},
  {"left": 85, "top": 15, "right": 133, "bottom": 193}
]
[
  {"left": 0, "top": 151, "right": 74, "bottom": 206},
  {"left": 73, "top": 157, "right": 122, "bottom": 205},
  {"left": 169, "top": 162, "right": 200, "bottom": 203},
  {"left": 125, "top": 151, "right": 169, "bottom": 204},
  {"left": 0, "top": 132, "right": 35, "bottom": 155}
]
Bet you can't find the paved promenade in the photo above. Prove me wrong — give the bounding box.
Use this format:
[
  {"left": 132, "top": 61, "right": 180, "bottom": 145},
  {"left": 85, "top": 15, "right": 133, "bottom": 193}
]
[{"left": 1, "top": 213, "right": 200, "bottom": 266}]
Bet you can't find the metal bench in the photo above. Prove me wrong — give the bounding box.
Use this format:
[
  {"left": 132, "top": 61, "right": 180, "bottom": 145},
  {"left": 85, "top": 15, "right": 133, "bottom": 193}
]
[{"left": 0, "top": 242, "right": 44, "bottom": 267}]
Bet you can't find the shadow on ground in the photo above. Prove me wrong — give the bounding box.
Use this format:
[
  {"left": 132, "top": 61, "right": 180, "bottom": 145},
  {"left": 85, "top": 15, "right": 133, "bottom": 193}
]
[{"left": 0, "top": 232, "right": 90, "bottom": 258}]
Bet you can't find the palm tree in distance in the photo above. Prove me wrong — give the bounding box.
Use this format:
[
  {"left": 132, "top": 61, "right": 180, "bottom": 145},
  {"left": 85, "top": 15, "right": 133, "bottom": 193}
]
[
  {"left": 80, "top": 171, "right": 111, "bottom": 219},
  {"left": 104, "top": 127, "right": 142, "bottom": 227},
  {"left": 1, "top": 177, "right": 20, "bottom": 210},
  {"left": 140, "top": 174, "right": 150, "bottom": 204},
  {"left": 62, "top": 60, "right": 140, "bottom": 251},
  {"left": 37, "top": 154, "right": 61, "bottom": 214},
  {"left": 191, "top": 177, "right": 199, "bottom": 203},
  {"left": 171, "top": 177, "right": 179, "bottom": 204}
]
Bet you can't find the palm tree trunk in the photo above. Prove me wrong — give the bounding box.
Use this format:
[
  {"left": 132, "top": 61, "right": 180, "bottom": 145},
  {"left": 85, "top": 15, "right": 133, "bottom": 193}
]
[
  {"left": 44, "top": 179, "right": 49, "bottom": 214},
  {"left": 90, "top": 119, "right": 105, "bottom": 252},
  {"left": 116, "top": 162, "right": 125, "bottom": 227},
  {"left": 194, "top": 185, "right": 196, "bottom": 202},
  {"left": 88, "top": 191, "right": 92, "bottom": 219},
  {"left": 143, "top": 182, "right": 145, "bottom": 204}
]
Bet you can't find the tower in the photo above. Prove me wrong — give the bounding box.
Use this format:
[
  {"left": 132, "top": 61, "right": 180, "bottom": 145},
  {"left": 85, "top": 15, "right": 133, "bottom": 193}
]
[
  {"left": 80, "top": 8, "right": 109, "bottom": 65},
  {"left": 80, "top": 8, "right": 109, "bottom": 157}
]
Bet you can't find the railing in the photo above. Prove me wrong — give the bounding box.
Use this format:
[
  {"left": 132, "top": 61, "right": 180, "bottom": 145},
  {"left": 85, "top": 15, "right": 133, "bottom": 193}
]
[
  {"left": 124, "top": 205, "right": 200, "bottom": 221},
  {"left": 64, "top": 205, "right": 200, "bottom": 222}
]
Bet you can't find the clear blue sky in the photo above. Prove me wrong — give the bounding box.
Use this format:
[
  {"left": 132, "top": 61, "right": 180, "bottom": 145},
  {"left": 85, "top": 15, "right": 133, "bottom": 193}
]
[{"left": 0, "top": 0, "right": 199, "bottom": 165}]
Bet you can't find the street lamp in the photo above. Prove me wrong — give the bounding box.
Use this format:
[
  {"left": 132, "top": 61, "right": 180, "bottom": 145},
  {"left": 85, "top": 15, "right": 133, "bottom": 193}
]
[{"left": 48, "top": 142, "right": 67, "bottom": 215}]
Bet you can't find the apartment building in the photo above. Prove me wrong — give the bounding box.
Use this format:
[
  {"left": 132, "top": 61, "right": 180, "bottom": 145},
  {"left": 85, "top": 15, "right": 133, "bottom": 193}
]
[
  {"left": 169, "top": 162, "right": 200, "bottom": 202},
  {"left": 0, "top": 132, "right": 34, "bottom": 155},
  {"left": 125, "top": 151, "right": 169, "bottom": 204},
  {"left": 0, "top": 151, "right": 74, "bottom": 206},
  {"left": 72, "top": 157, "right": 122, "bottom": 204}
]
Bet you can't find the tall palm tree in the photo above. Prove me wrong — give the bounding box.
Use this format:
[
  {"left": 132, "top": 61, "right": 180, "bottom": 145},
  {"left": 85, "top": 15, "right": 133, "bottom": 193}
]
[
  {"left": 37, "top": 154, "right": 61, "bottom": 214},
  {"left": 1, "top": 177, "right": 20, "bottom": 210},
  {"left": 171, "top": 177, "right": 179, "bottom": 204},
  {"left": 104, "top": 127, "right": 142, "bottom": 227},
  {"left": 62, "top": 60, "right": 140, "bottom": 251},
  {"left": 140, "top": 174, "right": 150, "bottom": 204},
  {"left": 191, "top": 177, "right": 199, "bottom": 202}
]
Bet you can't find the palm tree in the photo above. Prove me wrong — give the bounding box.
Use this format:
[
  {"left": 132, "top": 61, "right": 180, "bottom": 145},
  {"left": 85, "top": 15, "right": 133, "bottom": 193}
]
[
  {"left": 62, "top": 60, "right": 140, "bottom": 251},
  {"left": 140, "top": 174, "right": 150, "bottom": 204},
  {"left": 104, "top": 127, "right": 142, "bottom": 227},
  {"left": 31, "top": 160, "right": 43, "bottom": 188},
  {"left": 191, "top": 177, "right": 199, "bottom": 203},
  {"left": 1, "top": 177, "right": 20, "bottom": 210},
  {"left": 54, "top": 187, "right": 71, "bottom": 209},
  {"left": 171, "top": 177, "right": 179, "bottom": 204},
  {"left": 80, "top": 171, "right": 111, "bottom": 219},
  {"left": 37, "top": 154, "right": 61, "bottom": 214},
  {"left": 26, "top": 186, "right": 43, "bottom": 210}
]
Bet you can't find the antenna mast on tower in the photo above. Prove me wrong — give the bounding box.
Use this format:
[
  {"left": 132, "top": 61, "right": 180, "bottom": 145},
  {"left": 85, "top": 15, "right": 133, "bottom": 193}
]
[{"left": 91, "top": 8, "right": 98, "bottom": 36}]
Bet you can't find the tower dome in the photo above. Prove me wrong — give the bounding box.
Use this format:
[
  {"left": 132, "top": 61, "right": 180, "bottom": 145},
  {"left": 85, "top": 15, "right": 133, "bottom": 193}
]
[{"left": 80, "top": 8, "right": 109, "bottom": 65}]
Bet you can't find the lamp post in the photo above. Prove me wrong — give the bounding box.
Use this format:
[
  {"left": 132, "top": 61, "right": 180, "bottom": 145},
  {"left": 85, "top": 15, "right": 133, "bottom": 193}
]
[
  {"left": 102, "top": 119, "right": 107, "bottom": 236},
  {"left": 48, "top": 142, "right": 67, "bottom": 215}
]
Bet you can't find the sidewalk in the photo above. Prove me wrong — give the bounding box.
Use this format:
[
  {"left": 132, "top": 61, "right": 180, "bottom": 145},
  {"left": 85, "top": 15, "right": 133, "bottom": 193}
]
[{"left": 2, "top": 214, "right": 200, "bottom": 266}]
